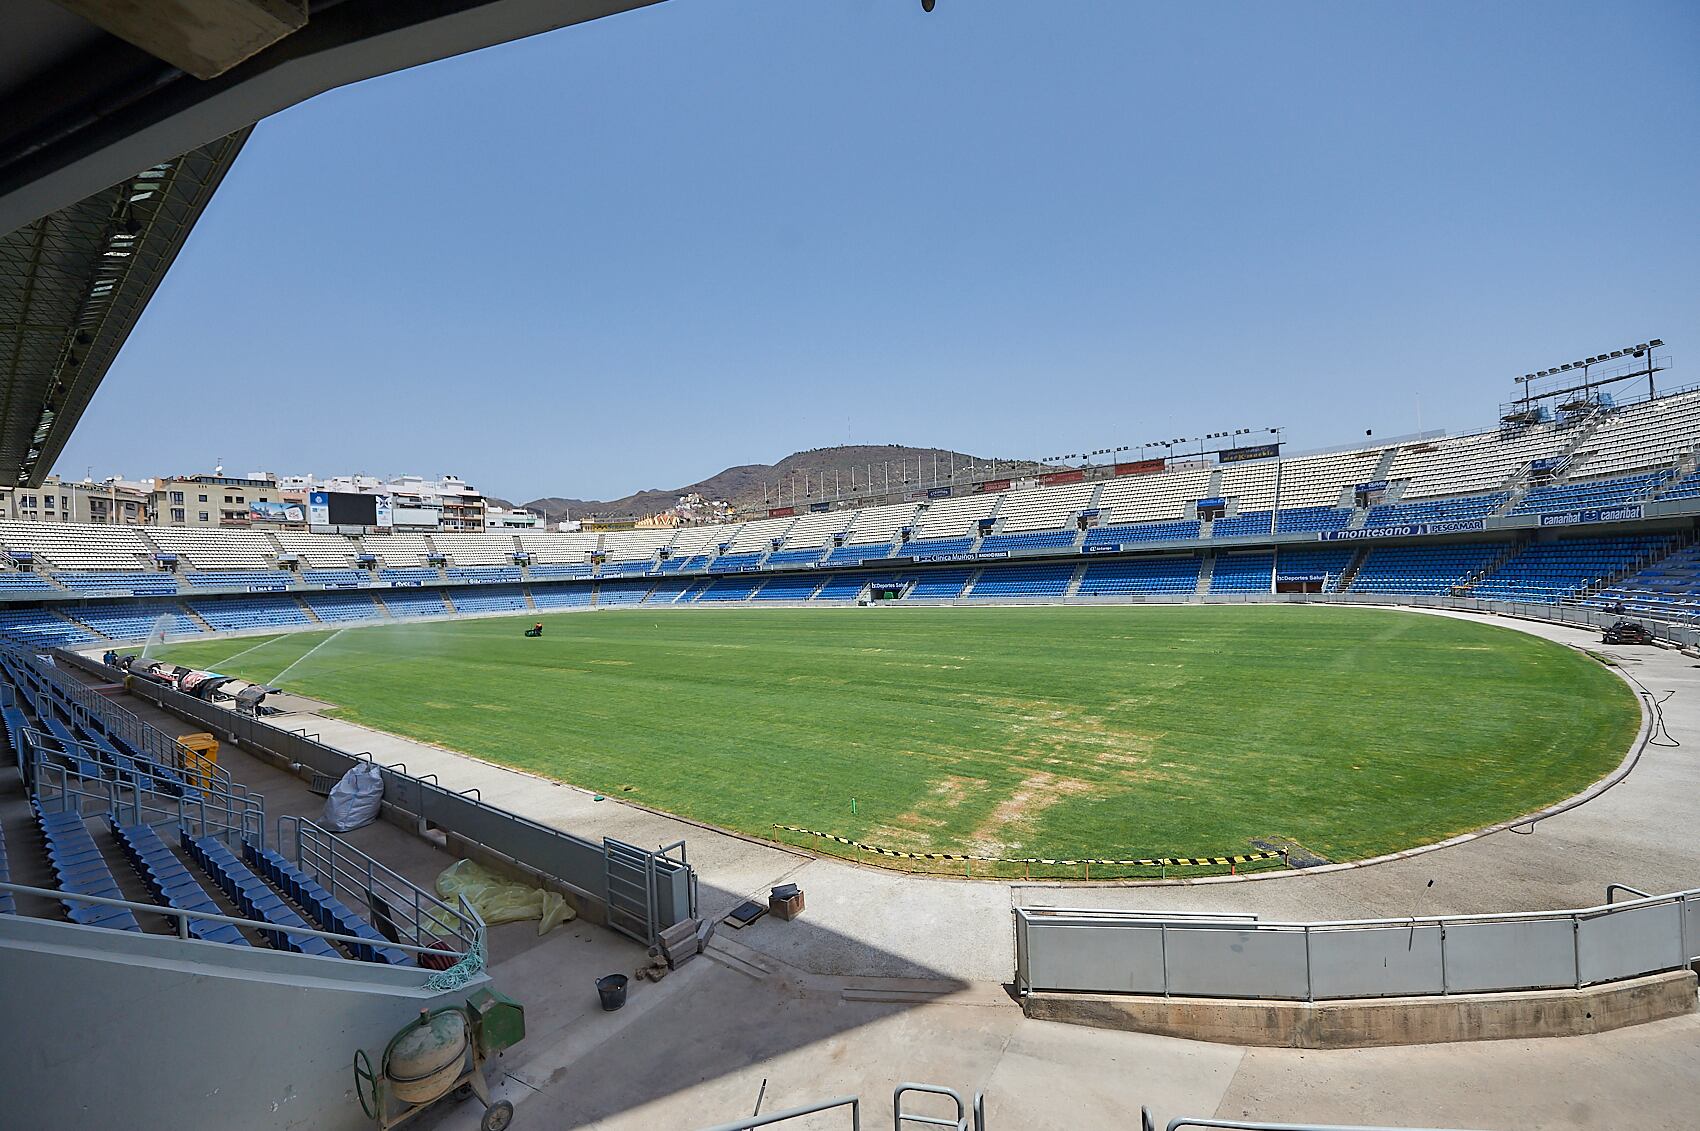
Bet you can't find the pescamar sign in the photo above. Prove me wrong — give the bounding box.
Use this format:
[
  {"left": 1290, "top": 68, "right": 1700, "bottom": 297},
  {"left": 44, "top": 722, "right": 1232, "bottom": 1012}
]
[{"left": 1318, "top": 519, "right": 1487, "bottom": 541}]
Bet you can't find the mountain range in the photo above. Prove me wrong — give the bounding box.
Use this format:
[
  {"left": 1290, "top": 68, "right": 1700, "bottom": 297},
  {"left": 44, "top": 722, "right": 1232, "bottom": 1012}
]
[{"left": 493, "top": 445, "right": 1050, "bottom": 523}]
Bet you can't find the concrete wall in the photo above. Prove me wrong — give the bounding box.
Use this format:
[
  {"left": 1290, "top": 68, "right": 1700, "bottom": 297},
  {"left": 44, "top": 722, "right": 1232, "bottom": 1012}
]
[
  {"left": 1023, "top": 970, "right": 1698, "bottom": 1048},
  {"left": 0, "top": 913, "right": 487, "bottom": 1130}
]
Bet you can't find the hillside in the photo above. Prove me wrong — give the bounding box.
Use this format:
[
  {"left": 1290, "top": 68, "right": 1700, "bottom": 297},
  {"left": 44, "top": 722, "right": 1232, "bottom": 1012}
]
[{"left": 510, "top": 445, "right": 1047, "bottom": 523}]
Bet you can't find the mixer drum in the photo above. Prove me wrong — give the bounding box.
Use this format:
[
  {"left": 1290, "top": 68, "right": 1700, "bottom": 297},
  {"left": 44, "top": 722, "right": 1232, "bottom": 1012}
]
[{"left": 385, "top": 1009, "right": 469, "bottom": 1105}]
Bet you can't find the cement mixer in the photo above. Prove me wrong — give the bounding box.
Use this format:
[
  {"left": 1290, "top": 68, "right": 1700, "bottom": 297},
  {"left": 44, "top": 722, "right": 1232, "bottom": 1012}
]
[{"left": 354, "top": 988, "right": 524, "bottom": 1131}]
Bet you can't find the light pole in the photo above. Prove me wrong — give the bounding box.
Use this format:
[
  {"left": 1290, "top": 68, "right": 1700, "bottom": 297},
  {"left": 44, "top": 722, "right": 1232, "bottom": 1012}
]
[{"left": 1268, "top": 427, "right": 1285, "bottom": 593}]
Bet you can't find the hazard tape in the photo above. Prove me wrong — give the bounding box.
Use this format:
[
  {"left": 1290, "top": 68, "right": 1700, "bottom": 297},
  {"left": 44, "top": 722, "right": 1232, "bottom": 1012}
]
[{"left": 771, "top": 826, "right": 1287, "bottom": 868}]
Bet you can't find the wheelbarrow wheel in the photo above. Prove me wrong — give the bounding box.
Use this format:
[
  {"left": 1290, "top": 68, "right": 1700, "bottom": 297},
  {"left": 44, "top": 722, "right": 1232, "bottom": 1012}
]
[{"left": 480, "top": 1100, "right": 515, "bottom": 1131}]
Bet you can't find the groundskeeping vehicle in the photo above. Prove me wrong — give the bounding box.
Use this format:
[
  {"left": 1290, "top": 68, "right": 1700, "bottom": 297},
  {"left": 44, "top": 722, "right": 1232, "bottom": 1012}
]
[{"left": 1602, "top": 619, "right": 1656, "bottom": 645}]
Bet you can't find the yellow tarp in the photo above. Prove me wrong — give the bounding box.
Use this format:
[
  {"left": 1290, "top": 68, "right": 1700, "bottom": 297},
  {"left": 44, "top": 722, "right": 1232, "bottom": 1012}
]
[{"left": 435, "top": 859, "right": 574, "bottom": 936}]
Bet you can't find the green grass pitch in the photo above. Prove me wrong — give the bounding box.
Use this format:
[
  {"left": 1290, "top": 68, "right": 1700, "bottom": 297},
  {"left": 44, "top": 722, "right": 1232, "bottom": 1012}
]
[{"left": 156, "top": 605, "right": 1638, "bottom": 876}]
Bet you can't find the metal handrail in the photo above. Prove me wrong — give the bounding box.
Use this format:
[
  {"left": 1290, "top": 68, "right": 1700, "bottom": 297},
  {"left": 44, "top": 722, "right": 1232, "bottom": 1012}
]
[
  {"left": 894, "top": 1083, "right": 968, "bottom": 1131},
  {"left": 32, "top": 756, "right": 264, "bottom": 849},
  {"left": 277, "top": 814, "right": 478, "bottom": 952},
  {"left": 5, "top": 646, "right": 236, "bottom": 792},
  {"left": 1606, "top": 883, "right": 1653, "bottom": 904},
  {"left": 0, "top": 880, "right": 467, "bottom": 961},
  {"left": 694, "top": 1095, "right": 860, "bottom": 1131},
  {"left": 1162, "top": 1117, "right": 1483, "bottom": 1131}
]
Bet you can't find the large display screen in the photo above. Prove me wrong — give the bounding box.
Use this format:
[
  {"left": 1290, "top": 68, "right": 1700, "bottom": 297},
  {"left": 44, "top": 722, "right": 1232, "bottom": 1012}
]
[
  {"left": 309, "top": 491, "right": 392, "bottom": 528},
  {"left": 327, "top": 492, "right": 377, "bottom": 526}
]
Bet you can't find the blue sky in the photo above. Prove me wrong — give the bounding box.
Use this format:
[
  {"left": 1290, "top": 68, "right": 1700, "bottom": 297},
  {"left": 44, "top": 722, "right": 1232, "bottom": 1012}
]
[{"left": 58, "top": 0, "right": 1700, "bottom": 503}]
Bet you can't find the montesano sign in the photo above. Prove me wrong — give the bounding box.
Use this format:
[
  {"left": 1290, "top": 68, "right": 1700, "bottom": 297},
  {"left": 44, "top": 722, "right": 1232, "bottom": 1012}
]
[
  {"left": 1318, "top": 519, "right": 1488, "bottom": 541},
  {"left": 1114, "top": 459, "right": 1166, "bottom": 477},
  {"left": 975, "top": 478, "right": 1012, "bottom": 493},
  {"left": 1041, "top": 469, "right": 1086, "bottom": 486},
  {"left": 767, "top": 506, "right": 795, "bottom": 519}
]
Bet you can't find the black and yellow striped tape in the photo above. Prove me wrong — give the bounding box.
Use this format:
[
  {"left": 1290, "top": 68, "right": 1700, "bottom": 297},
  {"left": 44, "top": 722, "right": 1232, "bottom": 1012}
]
[{"left": 771, "top": 825, "right": 1286, "bottom": 868}]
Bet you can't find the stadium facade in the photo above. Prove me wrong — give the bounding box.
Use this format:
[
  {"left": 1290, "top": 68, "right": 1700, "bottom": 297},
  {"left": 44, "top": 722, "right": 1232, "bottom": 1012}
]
[{"left": 0, "top": 380, "right": 1696, "bottom": 646}]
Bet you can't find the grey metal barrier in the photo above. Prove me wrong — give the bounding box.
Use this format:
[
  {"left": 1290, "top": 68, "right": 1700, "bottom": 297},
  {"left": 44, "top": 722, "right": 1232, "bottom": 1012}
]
[
  {"left": 1015, "top": 890, "right": 1700, "bottom": 999},
  {"left": 8, "top": 646, "right": 237, "bottom": 792},
  {"left": 61, "top": 647, "right": 695, "bottom": 930},
  {"left": 0, "top": 879, "right": 472, "bottom": 965},
  {"left": 32, "top": 753, "right": 265, "bottom": 849},
  {"left": 694, "top": 1095, "right": 861, "bottom": 1131},
  {"left": 1147, "top": 1110, "right": 1483, "bottom": 1131}
]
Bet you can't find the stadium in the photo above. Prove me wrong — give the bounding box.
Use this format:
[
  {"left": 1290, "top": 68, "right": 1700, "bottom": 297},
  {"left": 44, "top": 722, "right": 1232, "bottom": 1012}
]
[{"left": 1, "top": 4, "right": 1698, "bottom": 1131}]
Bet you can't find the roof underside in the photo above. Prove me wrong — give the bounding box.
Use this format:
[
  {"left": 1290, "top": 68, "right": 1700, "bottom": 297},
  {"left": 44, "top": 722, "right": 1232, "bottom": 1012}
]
[
  {"left": 0, "top": 130, "right": 250, "bottom": 489},
  {"left": 0, "top": 0, "right": 662, "bottom": 491}
]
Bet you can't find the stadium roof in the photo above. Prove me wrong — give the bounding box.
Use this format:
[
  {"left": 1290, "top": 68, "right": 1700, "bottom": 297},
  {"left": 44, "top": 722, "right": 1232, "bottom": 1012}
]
[
  {"left": 0, "top": 0, "right": 661, "bottom": 489},
  {"left": 0, "top": 131, "right": 248, "bottom": 489}
]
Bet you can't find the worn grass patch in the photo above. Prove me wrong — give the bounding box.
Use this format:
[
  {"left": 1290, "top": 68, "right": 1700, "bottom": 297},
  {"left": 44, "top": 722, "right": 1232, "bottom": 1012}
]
[{"left": 155, "top": 605, "right": 1638, "bottom": 871}]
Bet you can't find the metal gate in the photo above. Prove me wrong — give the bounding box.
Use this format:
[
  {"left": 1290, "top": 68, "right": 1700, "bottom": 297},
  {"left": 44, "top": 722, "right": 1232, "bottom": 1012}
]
[{"left": 603, "top": 837, "right": 661, "bottom": 946}]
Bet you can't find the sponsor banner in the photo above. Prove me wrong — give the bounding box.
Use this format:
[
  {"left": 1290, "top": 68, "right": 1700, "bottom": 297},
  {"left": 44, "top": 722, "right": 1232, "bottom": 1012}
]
[
  {"left": 388, "top": 580, "right": 424, "bottom": 588},
  {"left": 1276, "top": 573, "right": 1328, "bottom": 583},
  {"left": 926, "top": 485, "right": 953, "bottom": 499},
  {"left": 1540, "top": 504, "right": 1644, "bottom": 527},
  {"left": 975, "top": 550, "right": 1011, "bottom": 559},
  {"left": 913, "top": 551, "right": 977, "bottom": 562},
  {"left": 809, "top": 501, "right": 832, "bottom": 512},
  {"left": 1355, "top": 480, "right": 1389, "bottom": 493},
  {"left": 1114, "top": 459, "right": 1166, "bottom": 477},
  {"left": 975, "top": 478, "right": 1012, "bottom": 494},
  {"left": 1084, "top": 543, "right": 1122, "bottom": 553},
  {"left": 1194, "top": 496, "right": 1227, "bottom": 510},
  {"left": 307, "top": 491, "right": 329, "bottom": 526},
  {"left": 1040, "top": 469, "right": 1086, "bottom": 486},
  {"left": 1219, "top": 442, "right": 1280, "bottom": 464},
  {"left": 767, "top": 506, "right": 795, "bottom": 518},
  {"left": 246, "top": 582, "right": 289, "bottom": 593},
  {"left": 1317, "top": 519, "right": 1487, "bottom": 541},
  {"left": 248, "top": 500, "right": 304, "bottom": 523}
]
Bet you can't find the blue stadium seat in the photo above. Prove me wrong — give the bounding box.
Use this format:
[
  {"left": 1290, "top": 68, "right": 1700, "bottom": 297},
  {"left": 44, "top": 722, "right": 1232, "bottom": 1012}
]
[
  {"left": 966, "top": 563, "right": 1075, "bottom": 598},
  {"left": 1210, "top": 553, "right": 1274, "bottom": 593},
  {"left": 1468, "top": 535, "right": 1673, "bottom": 603},
  {"left": 1083, "top": 521, "right": 1201, "bottom": 549},
  {"left": 1509, "top": 471, "right": 1669, "bottom": 515},
  {"left": 1350, "top": 542, "right": 1511, "bottom": 594},
  {"left": 1076, "top": 556, "right": 1201, "bottom": 595},
  {"left": 302, "top": 591, "right": 383, "bottom": 622}
]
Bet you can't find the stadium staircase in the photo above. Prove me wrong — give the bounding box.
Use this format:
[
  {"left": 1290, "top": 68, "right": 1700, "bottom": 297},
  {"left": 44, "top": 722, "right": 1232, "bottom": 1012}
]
[
  {"left": 1205, "top": 467, "right": 1224, "bottom": 496},
  {"left": 1063, "top": 562, "right": 1088, "bottom": 598},
  {"left": 365, "top": 590, "right": 397, "bottom": 619},
  {"left": 440, "top": 589, "right": 459, "bottom": 614},
  {"left": 521, "top": 587, "right": 539, "bottom": 610},
  {"left": 1456, "top": 541, "right": 1524, "bottom": 596},
  {"left": 180, "top": 604, "right": 215, "bottom": 633},
  {"left": 1648, "top": 452, "right": 1698, "bottom": 501},
  {"left": 295, "top": 596, "right": 324, "bottom": 624},
  {"left": 1193, "top": 554, "right": 1215, "bottom": 595},
  {"left": 1368, "top": 446, "right": 1401, "bottom": 483},
  {"left": 957, "top": 568, "right": 985, "bottom": 599},
  {"left": 54, "top": 608, "right": 108, "bottom": 639},
  {"left": 1335, "top": 547, "right": 1371, "bottom": 591}
]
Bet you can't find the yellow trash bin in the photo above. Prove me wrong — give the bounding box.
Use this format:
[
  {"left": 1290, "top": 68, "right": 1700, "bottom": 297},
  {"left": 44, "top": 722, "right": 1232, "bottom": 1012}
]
[{"left": 178, "top": 732, "right": 219, "bottom": 790}]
